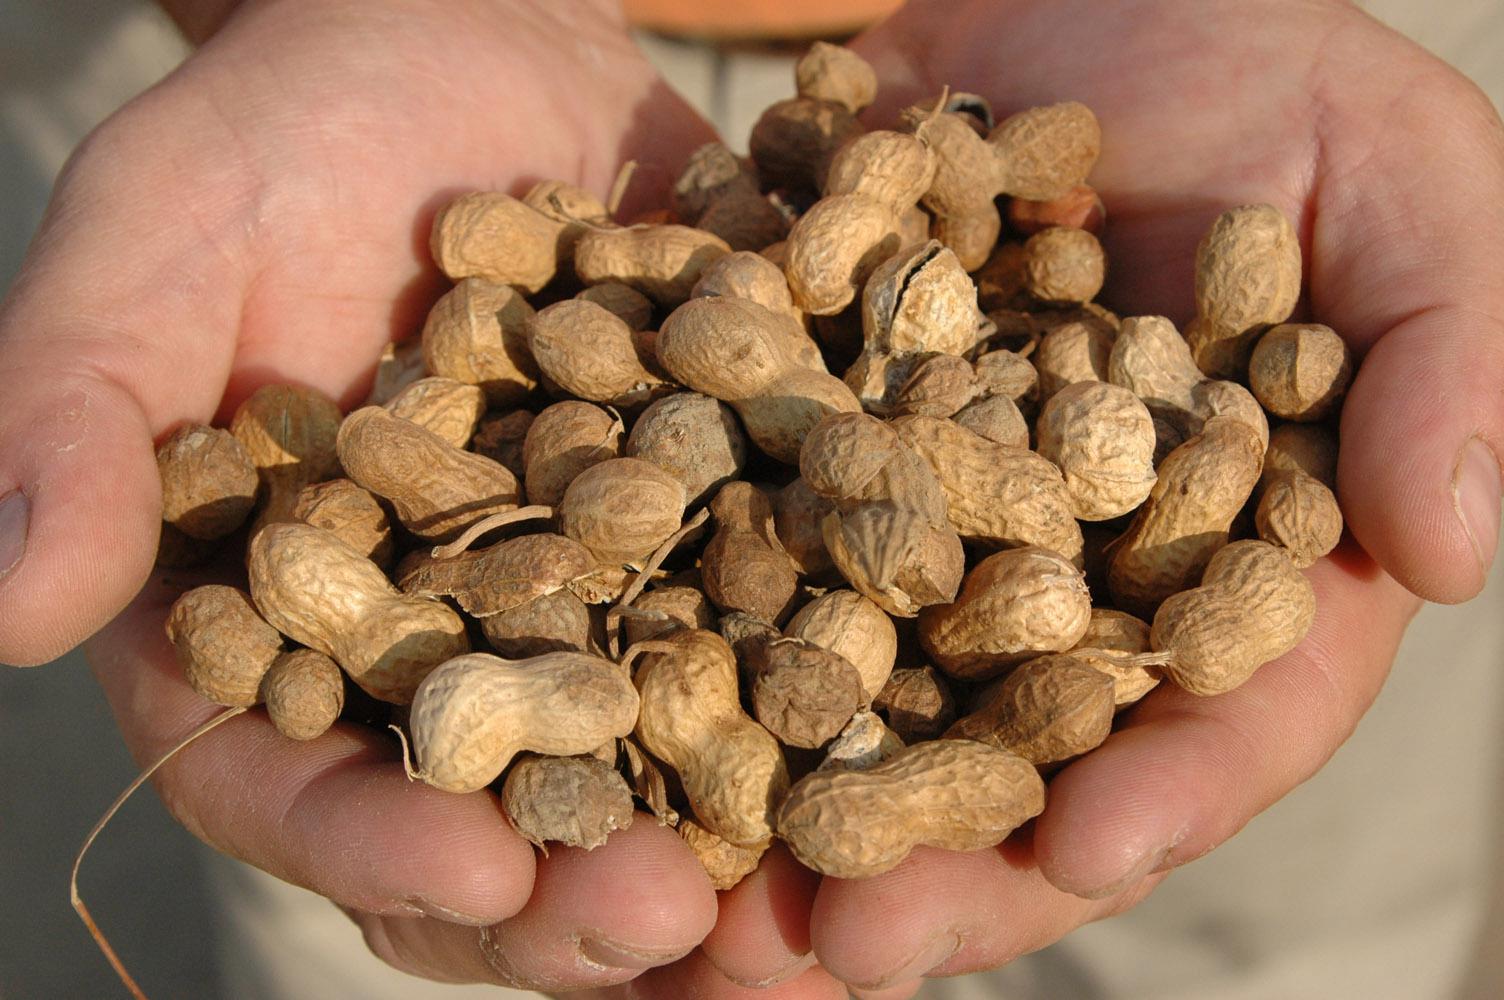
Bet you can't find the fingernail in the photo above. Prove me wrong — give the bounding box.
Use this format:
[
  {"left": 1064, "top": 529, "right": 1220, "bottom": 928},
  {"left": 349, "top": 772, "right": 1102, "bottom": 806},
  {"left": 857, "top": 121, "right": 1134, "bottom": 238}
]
[
  {"left": 722, "top": 951, "right": 817, "bottom": 989},
  {"left": 1076, "top": 841, "right": 1174, "bottom": 901},
  {"left": 577, "top": 935, "right": 693, "bottom": 971},
  {"left": 1453, "top": 437, "right": 1501, "bottom": 579},
  {"left": 405, "top": 896, "right": 492, "bottom": 925},
  {"left": 857, "top": 932, "right": 961, "bottom": 991},
  {"left": 0, "top": 490, "right": 29, "bottom": 581}
]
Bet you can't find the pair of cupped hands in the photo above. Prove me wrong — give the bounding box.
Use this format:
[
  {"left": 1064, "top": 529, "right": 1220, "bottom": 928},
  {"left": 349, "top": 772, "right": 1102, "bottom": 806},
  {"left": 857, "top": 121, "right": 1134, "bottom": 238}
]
[{"left": 2, "top": 0, "right": 1501, "bottom": 996}]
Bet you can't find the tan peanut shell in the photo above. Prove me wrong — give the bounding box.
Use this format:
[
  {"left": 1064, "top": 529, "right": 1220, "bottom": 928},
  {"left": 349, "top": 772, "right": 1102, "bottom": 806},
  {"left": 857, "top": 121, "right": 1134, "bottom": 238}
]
[
  {"left": 1070, "top": 609, "right": 1160, "bottom": 706},
  {"left": 574, "top": 224, "right": 732, "bottom": 307},
  {"left": 521, "top": 179, "right": 611, "bottom": 266},
  {"left": 947, "top": 653, "right": 1114, "bottom": 765},
  {"left": 260, "top": 649, "right": 344, "bottom": 741},
  {"left": 1256, "top": 471, "right": 1343, "bottom": 568},
  {"left": 429, "top": 192, "right": 561, "bottom": 293},
  {"left": 931, "top": 204, "right": 1004, "bottom": 272},
  {"left": 399, "top": 532, "right": 594, "bottom": 618},
  {"left": 773, "top": 478, "right": 837, "bottom": 581},
  {"left": 291, "top": 479, "right": 394, "bottom": 570},
  {"left": 626, "top": 393, "right": 747, "bottom": 507},
  {"left": 1023, "top": 226, "right": 1106, "bottom": 304},
  {"left": 784, "top": 194, "right": 902, "bottom": 316},
  {"left": 1035, "top": 381, "right": 1158, "bottom": 521},
  {"left": 893, "top": 354, "right": 979, "bottom": 419},
  {"left": 337, "top": 406, "right": 519, "bottom": 543},
  {"left": 385, "top": 377, "right": 486, "bottom": 449},
  {"left": 410, "top": 652, "right": 639, "bottom": 793},
  {"left": 1035, "top": 314, "right": 1115, "bottom": 401},
  {"left": 900, "top": 108, "right": 1002, "bottom": 218},
  {"left": 679, "top": 818, "right": 766, "bottom": 891},
  {"left": 823, "top": 502, "right": 966, "bottom": 617},
  {"left": 891, "top": 415, "right": 1085, "bottom": 565},
  {"left": 471, "top": 409, "right": 534, "bottom": 480},
  {"left": 818, "top": 710, "right": 905, "bottom": 772},
  {"left": 691, "top": 251, "right": 800, "bottom": 322},
  {"left": 745, "top": 636, "right": 866, "bottom": 749},
  {"left": 623, "top": 584, "right": 717, "bottom": 646},
  {"left": 248, "top": 523, "right": 468, "bottom": 703},
  {"left": 1153, "top": 540, "right": 1316, "bottom": 695},
  {"left": 420, "top": 278, "right": 540, "bottom": 407},
  {"left": 918, "top": 546, "right": 1092, "bottom": 680},
  {"left": 786, "top": 590, "right": 898, "bottom": 702},
  {"left": 522, "top": 401, "right": 624, "bottom": 507},
  {"left": 824, "top": 131, "right": 936, "bottom": 208},
  {"left": 776, "top": 739, "right": 1045, "bottom": 879},
  {"left": 673, "top": 142, "right": 761, "bottom": 223},
  {"left": 1107, "top": 416, "right": 1265, "bottom": 617},
  {"left": 795, "top": 42, "right": 878, "bottom": 113},
  {"left": 953, "top": 396, "right": 1031, "bottom": 449},
  {"left": 480, "top": 588, "right": 593, "bottom": 659},
  {"left": 874, "top": 666, "right": 957, "bottom": 743},
  {"left": 973, "top": 349, "right": 1040, "bottom": 414},
  {"left": 501, "top": 754, "right": 635, "bottom": 851},
  {"left": 166, "top": 585, "right": 284, "bottom": 707},
  {"left": 556, "top": 458, "right": 687, "bottom": 568},
  {"left": 528, "top": 299, "right": 670, "bottom": 408},
  {"left": 701, "top": 482, "right": 799, "bottom": 624},
  {"left": 230, "top": 384, "right": 342, "bottom": 529},
  {"left": 632, "top": 629, "right": 790, "bottom": 846},
  {"left": 990, "top": 102, "right": 1101, "bottom": 202},
  {"left": 157, "top": 425, "right": 259, "bottom": 541},
  {"left": 749, "top": 97, "right": 864, "bottom": 194},
  {"left": 1185, "top": 204, "right": 1303, "bottom": 378},
  {"left": 577, "top": 282, "right": 655, "bottom": 331},
  {"left": 1248, "top": 323, "right": 1353, "bottom": 422}
]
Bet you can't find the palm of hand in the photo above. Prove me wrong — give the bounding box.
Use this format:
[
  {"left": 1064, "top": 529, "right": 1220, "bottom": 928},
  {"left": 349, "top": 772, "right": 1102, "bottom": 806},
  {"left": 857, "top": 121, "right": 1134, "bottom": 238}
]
[{"left": 48, "top": 0, "right": 1504, "bottom": 997}]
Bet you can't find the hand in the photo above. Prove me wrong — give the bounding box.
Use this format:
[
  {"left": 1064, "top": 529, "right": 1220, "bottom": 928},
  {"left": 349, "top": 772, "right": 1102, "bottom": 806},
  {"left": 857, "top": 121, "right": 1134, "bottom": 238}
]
[
  {"left": 705, "top": 0, "right": 1499, "bottom": 992},
  {"left": 0, "top": 0, "right": 808, "bottom": 994}
]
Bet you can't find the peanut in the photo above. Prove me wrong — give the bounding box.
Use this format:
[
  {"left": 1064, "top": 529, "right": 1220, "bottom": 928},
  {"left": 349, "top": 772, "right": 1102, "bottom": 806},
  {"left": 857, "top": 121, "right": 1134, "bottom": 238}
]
[
  {"left": 1070, "top": 609, "right": 1160, "bottom": 707},
  {"left": 874, "top": 666, "right": 957, "bottom": 743},
  {"left": 794, "top": 42, "right": 878, "bottom": 114},
  {"left": 230, "top": 384, "right": 342, "bottom": 531},
  {"left": 260, "top": 649, "right": 344, "bottom": 741},
  {"left": 948, "top": 653, "right": 1114, "bottom": 765},
  {"left": 749, "top": 97, "right": 863, "bottom": 195},
  {"left": 1035, "top": 381, "right": 1158, "bottom": 520},
  {"left": 556, "top": 458, "right": 688, "bottom": 568},
  {"left": 501, "top": 754, "right": 635, "bottom": 851},
  {"left": 1248, "top": 323, "right": 1353, "bottom": 422},
  {"left": 420, "top": 278, "right": 539, "bottom": 407},
  {"left": 625, "top": 393, "right": 747, "bottom": 507},
  {"left": 384, "top": 376, "right": 485, "bottom": 449},
  {"left": 429, "top": 192, "right": 562, "bottom": 294},
  {"left": 166, "top": 585, "right": 284, "bottom": 707},
  {"left": 575, "top": 224, "right": 732, "bottom": 307},
  {"left": 527, "top": 299, "right": 670, "bottom": 408},
  {"left": 1184, "top": 204, "right": 1303, "bottom": 379},
  {"left": 989, "top": 102, "right": 1102, "bottom": 202},
  {"left": 742, "top": 634, "right": 866, "bottom": 749},
  {"left": 470, "top": 409, "right": 534, "bottom": 480},
  {"left": 785, "top": 589, "right": 897, "bottom": 702},
  {"left": 679, "top": 818, "right": 766, "bottom": 891},
  {"left": 481, "top": 588, "right": 593, "bottom": 659},
  {"left": 291, "top": 478, "right": 395, "bottom": 570},
  {"left": 522, "top": 401, "right": 624, "bottom": 507},
  {"left": 700, "top": 482, "right": 799, "bottom": 624}
]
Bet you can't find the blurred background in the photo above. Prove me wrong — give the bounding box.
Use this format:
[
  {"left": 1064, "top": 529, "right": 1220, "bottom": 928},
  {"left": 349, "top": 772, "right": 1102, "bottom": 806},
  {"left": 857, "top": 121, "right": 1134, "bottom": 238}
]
[{"left": 1, "top": 2, "right": 1501, "bottom": 998}]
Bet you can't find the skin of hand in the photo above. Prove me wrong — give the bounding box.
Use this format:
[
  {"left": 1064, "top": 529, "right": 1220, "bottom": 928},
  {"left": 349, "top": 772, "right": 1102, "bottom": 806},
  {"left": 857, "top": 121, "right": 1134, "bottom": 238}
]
[{"left": 4, "top": 0, "right": 1502, "bottom": 998}]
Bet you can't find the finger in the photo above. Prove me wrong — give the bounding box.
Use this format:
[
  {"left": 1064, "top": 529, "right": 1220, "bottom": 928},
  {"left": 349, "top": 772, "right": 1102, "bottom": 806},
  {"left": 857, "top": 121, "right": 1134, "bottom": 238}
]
[
  {"left": 1309, "top": 52, "right": 1504, "bottom": 604},
  {"left": 472, "top": 820, "right": 718, "bottom": 992},
  {"left": 1033, "top": 545, "right": 1419, "bottom": 899},
  {"left": 701, "top": 844, "right": 822, "bottom": 988},
  {"left": 810, "top": 840, "right": 1165, "bottom": 991},
  {"left": 603, "top": 949, "right": 852, "bottom": 1000},
  {"left": 86, "top": 579, "right": 537, "bottom": 922}
]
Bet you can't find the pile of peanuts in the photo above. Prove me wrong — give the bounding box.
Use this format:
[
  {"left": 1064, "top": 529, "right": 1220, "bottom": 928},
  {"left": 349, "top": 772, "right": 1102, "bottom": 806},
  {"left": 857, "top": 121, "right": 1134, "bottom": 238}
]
[{"left": 158, "top": 44, "right": 1350, "bottom": 885}]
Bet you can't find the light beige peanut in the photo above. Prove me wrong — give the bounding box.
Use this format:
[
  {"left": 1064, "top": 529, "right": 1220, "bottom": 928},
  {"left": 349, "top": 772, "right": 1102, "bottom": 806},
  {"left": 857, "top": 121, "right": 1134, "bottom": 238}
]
[
  {"left": 291, "top": 478, "right": 394, "bottom": 570},
  {"left": 1034, "top": 313, "right": 1116, "bottom": 401},
  {"left": 846, "top": 241, "right": 990, "bottom": 411},
  {"left": 918, "top": 546, "right": 1092, "bottom": 680},
  {"left": 1256, "top": 467, "right": 1343, "bottom": 568},
  {"left": 795, "top": 41, "right": 878, "bottom": 113},
  {"left": 523, "top": 401, "right": 624, "bottom": 507},
  {"left": 657, "top": 295, "right": 861, "bottom": 463},
  {"left": 480, "top": 588, "right": 593, "bottom": 659},
  {"left": 1108, "top": 315, "right": 1269, "bottom": 456},
  {"left": 891, "top": 414, "right": 1085, "bottom": 565},
  {"left": 1070, "top": 609, "right": 1160, "bottom": 707},
  {"left": 948, "top": 653, "right": 1114, "bottom": 765},
  {"left": 556, "top": 457, "right": 688, "bottom": 568},
  {"left": 1248, "top": 323, "right": 1353, "bottom": 422},
  {"left": 248, "top": 523, "right": 469, "bottom": 703},
  {"left": 1021, "top": 226, "right": 1106, "bottom": 304},
  {"left": 953, "top": 395, "right": 1031, "bottom": 449},
  {"left": 824, "top": 130, "right": 937, "bottom": 207},
  {"left": 989, "top": 102, "right": 1102, "bottom": 202},
  {"left": 420, "top": 278, "right": 539, "bottom": 407},
  {"left": 784, "top": 193, "right": 903, "bottom": 316},
  {"left": 410, "top": 651, "right": 639, "bottom": 793},
  {"left": 892, "top": 354, "right": 980, "bottom": 419},
  {"left": 1152, "top": 539, "right": 1316, "bottom": 695},
  {"left": 632, "top": 629, "right": 790, "bottom": 846},
  {"left": 700, "top": 482, "right": 799, "bottom": 624},
  {"left": 874, "top": 665, "right": 957, "bottom": 743},
  {"left": 520, "top": 179, "right": 612, "bottom": 267},
  {"left": 1107, "top": 416, "right": 1265, "bottom": 617},
  {"left": 528, "top": 299, "right": 670, "bottom": 409},
  {"left": 691, "top": 251, "right": 800, "bottom": 321},
  {"left": 1184, "top": 204, "right": 1303, "bottom": 379},
  {"left": 157, "top": 424, "right": 259, "bottom": 542},
  {"left": 972, "top": 349, "right": 1040, "bottom": 416},
  {"left": 385, "top": 377, "right": 486, "bottom": 449},
  {"left": 260, "top": 649, "right": 344, "bottom": 741},
  {"left": 898, "top": 105, "right": 1001, "bottom": 219},
  {"left": 1035, "top": 381, "right": 1158, "bottom": 521},
  {"left": 776, "top": 739, "right": 1045, "bottom": 879},
  {"left": 501, "top": 754, "right": 635, "bottom": 851},
  {"left": 336, "top": 406, "right": 519, "bottom": 542},
  {"left": 622, "top": 583, "right": 717, "bottom": 646},
  {"left": 749, "top": 97, "right": 864, "bottom": 195},
  {"left": 576, "top": 282, "right": 655, "bottom": 331},
  {"left": 574, "top": 224, "right": 732, "bottom": 307},
  {"left": 679, "top": 818, "right": 766, "bottom": 891},
  {"left": 230, "top": 384, "right": 342, "bottom": 530},
  {"left": 429, "top": 192, "right": 562, "bottom": 293},
  {"left": 930, "top": 205, "right": 1004, "bottom": 272},
  {"left": 626, "top": 393, "right": 747, "bottom": 507},
  {"left": 785, "top": 590, "right": 897, "bottom": 702},
  {"left": 166, "top": 585, "right": 285, "bottom": 707},
  {"left": 399, "top": 532, "right": 594, "bottom": 618}
]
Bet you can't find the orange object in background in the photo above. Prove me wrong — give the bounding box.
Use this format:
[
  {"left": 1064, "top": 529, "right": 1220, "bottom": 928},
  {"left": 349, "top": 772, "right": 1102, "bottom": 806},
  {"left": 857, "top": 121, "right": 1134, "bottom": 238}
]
[{"left": 623, "top": 0, "right": 902, "bottom": 39}]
